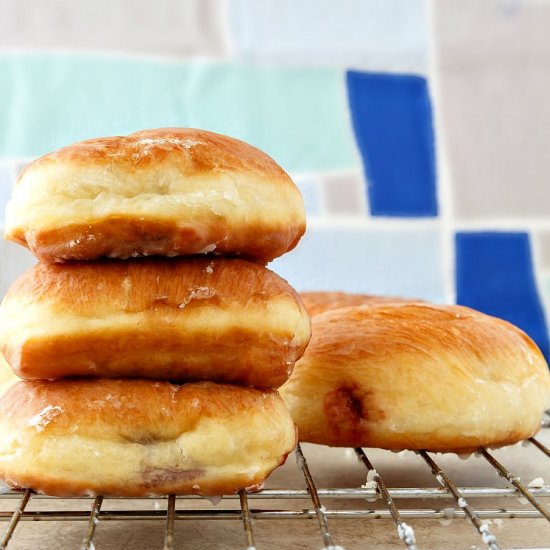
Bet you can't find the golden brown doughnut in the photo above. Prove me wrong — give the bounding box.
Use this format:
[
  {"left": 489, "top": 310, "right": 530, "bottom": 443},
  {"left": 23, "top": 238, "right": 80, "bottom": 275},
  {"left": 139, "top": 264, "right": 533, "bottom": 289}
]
[
  {"left": 4, "top": 128, "right": 305, "bottom": 263},
  {"left": 0, "top": 257, "right": 311, "bottom": 387},
  {"left": 280, "top": 303, "right": 550, "bottom": 452},
  {"left": 0, "top": 379, "right": 297, "bottom": 497},
  {"left": 300, "top": 291, "right": 421, "bottom": 317}
]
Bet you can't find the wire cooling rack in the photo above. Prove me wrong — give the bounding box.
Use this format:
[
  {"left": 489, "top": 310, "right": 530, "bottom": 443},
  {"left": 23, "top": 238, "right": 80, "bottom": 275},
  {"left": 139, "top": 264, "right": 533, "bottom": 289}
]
[{"left": 1, "top": 418, "right": 549, "bottom": 550}]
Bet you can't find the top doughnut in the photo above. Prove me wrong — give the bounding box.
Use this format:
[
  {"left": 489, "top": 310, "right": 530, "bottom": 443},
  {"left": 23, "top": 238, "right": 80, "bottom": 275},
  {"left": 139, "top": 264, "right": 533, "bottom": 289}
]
[{"left": 4, "top": 128, "right": 306, "bottom": 263}]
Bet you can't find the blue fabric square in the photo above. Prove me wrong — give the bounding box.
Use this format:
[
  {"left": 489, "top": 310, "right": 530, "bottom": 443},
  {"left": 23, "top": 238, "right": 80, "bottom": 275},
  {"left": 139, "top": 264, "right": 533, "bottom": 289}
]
[
  {"left": 347, "top": 71, "right": 437, "bottom": 217},
  {"left": 456, "top": 232, "right": 549, "bottom": 361}
]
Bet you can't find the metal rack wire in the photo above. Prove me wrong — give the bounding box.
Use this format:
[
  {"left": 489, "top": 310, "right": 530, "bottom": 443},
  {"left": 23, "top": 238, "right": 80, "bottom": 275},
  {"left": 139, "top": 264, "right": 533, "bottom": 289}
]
[{"left": 1, "top": 423, "right": 549, "bottom": 550}]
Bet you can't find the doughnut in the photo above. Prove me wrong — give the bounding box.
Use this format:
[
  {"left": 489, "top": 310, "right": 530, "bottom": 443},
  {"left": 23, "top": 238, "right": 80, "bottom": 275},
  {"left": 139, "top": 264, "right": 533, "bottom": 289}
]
[
  {"left": 300, "top": 291, "right": 421, "bottom": 317},
  {"left": 280, "top": 303, "right": 550, "bottom": 452},
  {"left": 0, "top": 257, "right": 311, "bottom": 387},
  {"left": 4, "top": 128, "right": 305, "bottom": 263},
  {"left": 0, "top": 379, "right": 297, "bottom": 497}
]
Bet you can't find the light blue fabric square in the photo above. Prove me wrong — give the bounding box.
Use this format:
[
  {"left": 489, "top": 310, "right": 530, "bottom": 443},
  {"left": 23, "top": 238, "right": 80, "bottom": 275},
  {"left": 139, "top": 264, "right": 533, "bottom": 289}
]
[
  {"left": 271, "top": 224, "right": 444, "bottom": 302},
  {"left": 0, "top": 54, "right": 359, "bottom": 174}
]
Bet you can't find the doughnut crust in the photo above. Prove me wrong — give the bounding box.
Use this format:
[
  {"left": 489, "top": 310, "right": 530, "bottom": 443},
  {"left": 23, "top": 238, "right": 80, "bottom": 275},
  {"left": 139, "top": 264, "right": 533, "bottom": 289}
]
[
  {"left": 0, "top": 258, "right": 311, "bottom": 387},
  {"left": 300, "top": 291, "right": 420, "bottom": 317},
  {"left": 280, "top": 303, "right": 550, "bottom": 452},
  {"left": 4, "top": 128, "right": 305, "bottom": 263},
  {"left": 0, "top": 379, "right": 297, "bottom": 497}
]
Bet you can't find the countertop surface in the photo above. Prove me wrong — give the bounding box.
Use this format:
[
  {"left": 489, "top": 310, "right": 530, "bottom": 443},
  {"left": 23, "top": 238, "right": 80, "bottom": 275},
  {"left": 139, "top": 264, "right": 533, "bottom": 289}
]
[{"left": 1, "top": 427, "right": 549, "bottom": 550}]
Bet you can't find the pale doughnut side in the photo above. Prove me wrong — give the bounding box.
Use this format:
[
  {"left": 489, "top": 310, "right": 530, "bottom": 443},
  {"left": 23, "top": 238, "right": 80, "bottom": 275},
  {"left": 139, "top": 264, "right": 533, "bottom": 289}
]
[{"left": 0, "top": 354, "right": 19, "bottom": 396}]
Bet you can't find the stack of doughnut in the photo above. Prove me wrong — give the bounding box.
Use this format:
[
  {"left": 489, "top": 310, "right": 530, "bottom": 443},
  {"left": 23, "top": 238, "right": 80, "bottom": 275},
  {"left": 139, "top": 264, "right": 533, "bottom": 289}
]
[
  {"left": 281, "top": 292, "right": 550, "bottom": 453},
  {"left": 0, "top": 128, "right": 310, "bottom": 497}
]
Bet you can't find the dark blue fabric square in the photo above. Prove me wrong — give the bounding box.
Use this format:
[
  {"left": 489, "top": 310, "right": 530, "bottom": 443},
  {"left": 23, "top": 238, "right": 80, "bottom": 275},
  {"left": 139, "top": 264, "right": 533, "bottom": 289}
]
[
  {"left": 456, "top": 232, "right": 549, "bottom": 361},
  {"left": 346, "top": 71, "right": 437, "bottom": 217}
]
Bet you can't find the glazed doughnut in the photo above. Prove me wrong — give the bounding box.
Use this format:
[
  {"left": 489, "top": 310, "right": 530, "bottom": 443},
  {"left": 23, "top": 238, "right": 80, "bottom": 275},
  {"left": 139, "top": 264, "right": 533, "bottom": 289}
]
[
  {"left": 4, "top": 128, "right": 305, "bottom": 263},
  {"left": 280, "top": 303, "right": 550, "bottom": 452},
  {"left": 0, "top": 258, "right": 311, "bottom": 387},
  {"left": 300, "top": 291, "right": 421, "bottom": 317},
  {"left": 0, "top": 379, "right": 297, "bottom": 497}
]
